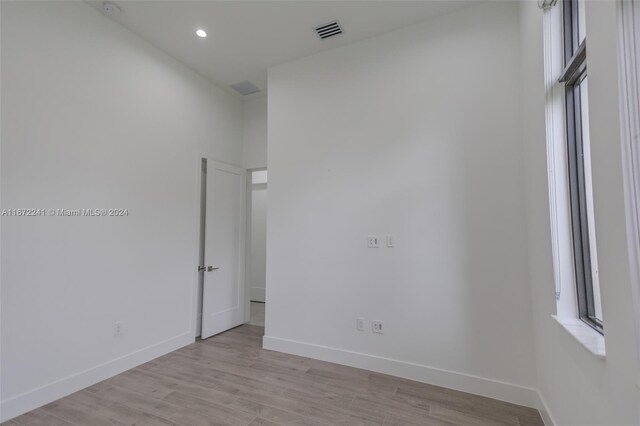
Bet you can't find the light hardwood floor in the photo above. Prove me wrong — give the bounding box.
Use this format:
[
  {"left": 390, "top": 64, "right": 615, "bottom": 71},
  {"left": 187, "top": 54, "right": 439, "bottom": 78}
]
[{"left": 4, "top": 325, "right": 543, "bottom": 426}]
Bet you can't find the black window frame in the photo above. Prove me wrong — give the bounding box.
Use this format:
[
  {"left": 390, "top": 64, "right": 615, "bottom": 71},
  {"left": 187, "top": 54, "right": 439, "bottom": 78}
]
[{"left": 561, "top": 0, "right": 603, "bottom": 334}]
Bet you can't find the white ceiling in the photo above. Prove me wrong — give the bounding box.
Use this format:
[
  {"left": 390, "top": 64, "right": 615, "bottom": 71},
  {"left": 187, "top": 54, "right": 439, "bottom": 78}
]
[{"left": 89, "top": 1, "right": 474, "bottom": 100}]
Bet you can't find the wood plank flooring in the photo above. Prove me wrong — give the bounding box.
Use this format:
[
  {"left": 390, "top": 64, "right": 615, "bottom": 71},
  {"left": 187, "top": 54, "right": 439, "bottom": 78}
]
[{"left": 5, "top": 325, "right": 543, "bottom": 426}]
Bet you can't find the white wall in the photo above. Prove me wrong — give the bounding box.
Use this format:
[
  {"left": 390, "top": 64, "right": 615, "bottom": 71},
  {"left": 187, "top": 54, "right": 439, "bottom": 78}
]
[
  {"left": 243, "top": 97, "right": 268, "bottom": 303},
  {"left": 243, "top": 97, "right": 268, "bottom": 170},
  {"left": 520, "top": 1, "right": 640, "bottom": 425},
  {"left": 265, "top": 2, "right": 538, "bottom": 406},
  {"left": 250, "top": 183, "right": 268, "bottom": 302},
  {"left": 0, "top": 1, "right": 242, "bottom": 421}
]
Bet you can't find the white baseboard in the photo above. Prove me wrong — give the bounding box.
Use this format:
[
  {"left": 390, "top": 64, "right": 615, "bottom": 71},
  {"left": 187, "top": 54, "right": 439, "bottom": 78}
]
[
  {"left": 1, "top": 332, "right": 193, "bottom": 422},
  {"left": 250, "top": 287, "right": 265, "bottom": 303},
  {"left": 263, "top": 335, "right": 540, "bottom": 409},
  {"left": 536, "top": 391, "right": 557, "bottom": 426}
]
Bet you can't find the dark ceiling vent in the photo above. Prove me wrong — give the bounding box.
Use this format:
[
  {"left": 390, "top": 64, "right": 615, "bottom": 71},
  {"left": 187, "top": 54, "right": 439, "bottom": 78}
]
[
  {"left": 315, "top": 21, "right": 343, "bottom": 40},
  {"left": 229, "top": 81, "right": 261, "bottom": 96}
]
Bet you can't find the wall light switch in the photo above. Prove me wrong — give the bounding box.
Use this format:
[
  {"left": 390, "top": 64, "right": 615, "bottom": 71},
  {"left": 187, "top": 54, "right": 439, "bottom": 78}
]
[
  {"left": 386, "top": 235, "right": 395, "bottom": 248},
  {"left": 356, "top": 317, "right": 365, "bottom": 331},
  {"left": 367, "top": 236, "right": 379, "bottom": 248}
]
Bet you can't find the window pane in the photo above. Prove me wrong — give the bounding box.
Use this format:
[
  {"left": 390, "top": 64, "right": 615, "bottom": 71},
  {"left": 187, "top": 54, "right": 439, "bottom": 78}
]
[
  {"left": 578, "top": 0, "right": 587, "bottom": 45},
  {"left": 578, "top": 76, "right": 603, "bottom": 322}
]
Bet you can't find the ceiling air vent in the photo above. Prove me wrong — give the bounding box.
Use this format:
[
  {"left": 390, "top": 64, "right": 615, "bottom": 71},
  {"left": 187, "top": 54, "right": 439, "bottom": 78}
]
[
  {"left": 229, "top": 81, "right": 261, "bottom": 96},
  {"left": 315, "top": 20, "right": 343, "bottom": 40}
]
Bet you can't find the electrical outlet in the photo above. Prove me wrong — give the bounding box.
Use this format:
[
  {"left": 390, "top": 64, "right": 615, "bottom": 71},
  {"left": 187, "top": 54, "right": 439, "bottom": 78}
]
[
  {"left": 356, "top": 317, "right": 365, "bottom": 331},
  {"left": 114, "top": 322, "right": 123, "bottom": 337},
  {"left": 386, "top": 235, "right": 395, "bottom": 248},
  {"left": 367, "top": 236, "right": 379, "bottom": 248},
  {"left": 372, "top": 320, "right": 384, "bottom": 334}
]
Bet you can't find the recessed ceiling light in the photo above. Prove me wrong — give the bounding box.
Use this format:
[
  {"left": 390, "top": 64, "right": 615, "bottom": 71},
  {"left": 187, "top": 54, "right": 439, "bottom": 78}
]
[{"left": 195, "top": 29, "right": 207, "bottom": 38}]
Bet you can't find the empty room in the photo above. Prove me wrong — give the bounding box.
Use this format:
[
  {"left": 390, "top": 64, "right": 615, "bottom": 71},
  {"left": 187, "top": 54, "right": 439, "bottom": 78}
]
[{"left": 2, "top": 0, "right": 640, "bottom": 425}]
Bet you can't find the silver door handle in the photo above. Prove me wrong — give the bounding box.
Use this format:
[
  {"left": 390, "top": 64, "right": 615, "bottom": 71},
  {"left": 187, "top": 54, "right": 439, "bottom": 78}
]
[{"left": 198, "top": 266, "right": 220, "bottom": 272}]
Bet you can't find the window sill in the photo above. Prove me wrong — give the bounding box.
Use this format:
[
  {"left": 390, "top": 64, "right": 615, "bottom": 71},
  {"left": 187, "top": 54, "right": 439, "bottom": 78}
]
[{"left": 552, "top": 315, "right": 606, "bottom": 360}]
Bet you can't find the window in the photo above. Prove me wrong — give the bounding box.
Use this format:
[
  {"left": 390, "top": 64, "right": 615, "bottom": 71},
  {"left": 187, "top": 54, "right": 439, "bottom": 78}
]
[{"left": 561, "top": 0, "right": 603, "bottom": 333}]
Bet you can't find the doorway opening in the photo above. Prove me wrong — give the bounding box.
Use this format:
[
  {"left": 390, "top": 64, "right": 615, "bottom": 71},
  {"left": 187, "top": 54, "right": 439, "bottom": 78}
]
[{"left": 247, "top": 169, "right": 267, "bottom": 329}]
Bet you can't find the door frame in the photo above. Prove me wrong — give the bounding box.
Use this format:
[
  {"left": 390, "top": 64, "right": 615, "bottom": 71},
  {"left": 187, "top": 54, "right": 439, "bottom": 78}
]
[{"left": 191, "top": 155, "right": 248, "bottom": 340}]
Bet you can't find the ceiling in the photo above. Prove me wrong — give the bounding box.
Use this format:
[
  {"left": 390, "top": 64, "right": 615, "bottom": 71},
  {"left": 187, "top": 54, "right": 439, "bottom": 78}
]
[{"left": 88, "top": 1, "right": 474, "bottom": 100}]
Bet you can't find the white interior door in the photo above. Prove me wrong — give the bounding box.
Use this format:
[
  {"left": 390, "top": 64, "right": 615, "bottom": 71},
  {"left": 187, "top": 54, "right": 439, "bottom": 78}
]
[{"left": 201, "top": 159, "right": 246, "bottom": 339}]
